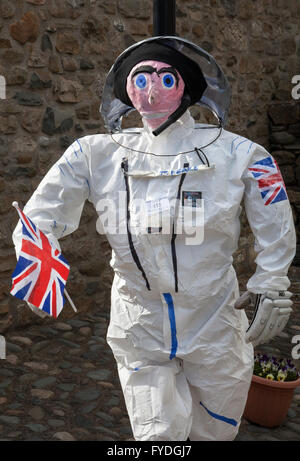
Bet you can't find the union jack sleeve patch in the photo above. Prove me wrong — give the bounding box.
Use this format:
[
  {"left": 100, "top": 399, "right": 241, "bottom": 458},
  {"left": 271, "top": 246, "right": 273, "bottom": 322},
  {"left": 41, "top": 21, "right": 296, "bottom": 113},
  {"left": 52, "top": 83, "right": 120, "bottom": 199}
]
[{"left": 248, "top": 156, "right": 287, "bottom": 206}]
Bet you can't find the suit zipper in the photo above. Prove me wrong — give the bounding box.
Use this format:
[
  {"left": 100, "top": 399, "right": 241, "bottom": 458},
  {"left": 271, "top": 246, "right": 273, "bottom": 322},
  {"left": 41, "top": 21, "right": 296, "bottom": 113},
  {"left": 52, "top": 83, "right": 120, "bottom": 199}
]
[
  {"left": 171, "top": 163, "right": 189, "bottom": 293},
  {"left": 121, "top": 159, "right": 151, "bottom": 291}
]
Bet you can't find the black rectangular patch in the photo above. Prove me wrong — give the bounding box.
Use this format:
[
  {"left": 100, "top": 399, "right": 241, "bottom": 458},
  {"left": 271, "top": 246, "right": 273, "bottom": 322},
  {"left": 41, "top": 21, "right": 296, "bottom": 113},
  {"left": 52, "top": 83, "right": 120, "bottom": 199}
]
[{"left": 182, "top": 191, "right": 202, "bottom": 207}]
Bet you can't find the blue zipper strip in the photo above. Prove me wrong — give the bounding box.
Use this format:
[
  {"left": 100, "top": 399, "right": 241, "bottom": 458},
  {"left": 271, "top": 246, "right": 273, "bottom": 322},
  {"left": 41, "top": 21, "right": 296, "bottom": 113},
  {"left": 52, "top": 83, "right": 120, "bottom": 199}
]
[
  {"left": 163, "top": 293, "right": 178, "bottom": 360},
  {"left": 200, "top": 402, "right": 238, "bottom": 427}
]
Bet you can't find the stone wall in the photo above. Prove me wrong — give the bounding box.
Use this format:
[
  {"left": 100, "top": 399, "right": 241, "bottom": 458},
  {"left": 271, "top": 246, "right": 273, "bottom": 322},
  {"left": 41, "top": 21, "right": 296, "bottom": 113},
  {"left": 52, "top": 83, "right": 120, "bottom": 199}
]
[{"left": 0, "top": 0, "right": 299, "bottom": 332}]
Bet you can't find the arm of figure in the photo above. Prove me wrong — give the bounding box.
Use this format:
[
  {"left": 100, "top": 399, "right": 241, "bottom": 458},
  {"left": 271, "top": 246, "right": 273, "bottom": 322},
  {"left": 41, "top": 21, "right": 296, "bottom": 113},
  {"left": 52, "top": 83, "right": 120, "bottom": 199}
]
[
  {"left": 236, "top": 144, "right": 296, "bottom": 346},
  {"left": 12, "top": 138, "right": 91, "bottom": 317}
]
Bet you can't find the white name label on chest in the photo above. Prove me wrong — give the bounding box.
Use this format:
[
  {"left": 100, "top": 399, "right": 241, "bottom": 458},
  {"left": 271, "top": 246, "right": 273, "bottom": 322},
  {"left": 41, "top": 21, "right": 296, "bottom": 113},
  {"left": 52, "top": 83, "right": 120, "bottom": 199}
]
[{"left": 146, "top": 197, "right": 170, "bottom": 215}]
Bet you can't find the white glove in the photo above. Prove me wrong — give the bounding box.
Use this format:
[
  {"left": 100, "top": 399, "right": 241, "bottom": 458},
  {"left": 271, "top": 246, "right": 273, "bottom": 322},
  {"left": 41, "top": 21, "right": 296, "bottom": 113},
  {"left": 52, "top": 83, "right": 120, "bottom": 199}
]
[{"left": 234, "top": 290, "right": 293, "bottom": 347}]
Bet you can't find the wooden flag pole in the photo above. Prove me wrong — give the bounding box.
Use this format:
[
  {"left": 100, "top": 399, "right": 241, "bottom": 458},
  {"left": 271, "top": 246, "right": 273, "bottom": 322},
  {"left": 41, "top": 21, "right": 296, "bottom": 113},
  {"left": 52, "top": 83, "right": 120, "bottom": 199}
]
[{"left": 64, "top": 289, "right": 77, "bottom": 313}]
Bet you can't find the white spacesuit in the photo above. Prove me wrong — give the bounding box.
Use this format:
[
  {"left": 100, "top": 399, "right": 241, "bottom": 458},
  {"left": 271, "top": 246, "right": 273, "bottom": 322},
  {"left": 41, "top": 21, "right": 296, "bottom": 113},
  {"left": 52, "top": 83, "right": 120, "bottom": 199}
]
[{"left": 12, "top": 37, "right": 296, "bottom": 441}]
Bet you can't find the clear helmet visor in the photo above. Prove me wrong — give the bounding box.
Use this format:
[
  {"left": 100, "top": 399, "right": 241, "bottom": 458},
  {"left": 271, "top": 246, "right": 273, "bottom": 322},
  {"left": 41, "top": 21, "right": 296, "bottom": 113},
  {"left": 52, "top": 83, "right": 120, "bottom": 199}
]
[{"left": 100, "top": 36, "right": 231, "bottom": 133}]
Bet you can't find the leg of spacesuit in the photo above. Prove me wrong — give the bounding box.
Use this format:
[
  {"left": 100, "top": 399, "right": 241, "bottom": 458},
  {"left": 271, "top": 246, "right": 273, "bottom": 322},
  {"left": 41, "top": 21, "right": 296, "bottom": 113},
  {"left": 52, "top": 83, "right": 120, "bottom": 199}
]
[
  {"left": 117, "top": 358, "right": 193, "bottom": 441},
  {"left": 109, "top": 278, "right": 253, "bottom": 441},
  {"left": 183, "top": 358, "right": 253, "bottom": 441}
]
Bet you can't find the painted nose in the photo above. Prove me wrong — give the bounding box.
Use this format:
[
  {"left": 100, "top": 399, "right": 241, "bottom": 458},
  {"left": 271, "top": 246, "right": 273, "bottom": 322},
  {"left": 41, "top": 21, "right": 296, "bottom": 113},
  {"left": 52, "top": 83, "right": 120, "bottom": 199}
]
[{"left": 148, "top": 84, "right": 159, "bottom": 105}]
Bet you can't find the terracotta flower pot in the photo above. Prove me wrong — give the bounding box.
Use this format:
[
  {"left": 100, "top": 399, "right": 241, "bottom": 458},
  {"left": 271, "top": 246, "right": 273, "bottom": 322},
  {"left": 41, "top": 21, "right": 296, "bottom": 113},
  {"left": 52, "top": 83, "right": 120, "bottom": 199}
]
[{"left": 243, "top": 374, "right": 300, "bottom": 428}]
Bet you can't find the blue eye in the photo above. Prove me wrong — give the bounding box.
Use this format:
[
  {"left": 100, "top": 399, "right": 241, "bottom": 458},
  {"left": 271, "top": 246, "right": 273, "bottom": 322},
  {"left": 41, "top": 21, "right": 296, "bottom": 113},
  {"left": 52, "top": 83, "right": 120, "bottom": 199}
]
[
  {"left": 162, "top": 74, "right": 175, "bottom": 89},
  {"left": 135, "top": 74, "right": 147, "bottom": 89}
]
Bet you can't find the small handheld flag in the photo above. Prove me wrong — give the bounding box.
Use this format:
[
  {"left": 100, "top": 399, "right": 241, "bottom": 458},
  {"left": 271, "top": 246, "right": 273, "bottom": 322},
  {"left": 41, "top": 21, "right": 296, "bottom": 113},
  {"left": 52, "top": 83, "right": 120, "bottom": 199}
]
[{"left": 10, "top": 202, "right": 75, "bottom": 318}]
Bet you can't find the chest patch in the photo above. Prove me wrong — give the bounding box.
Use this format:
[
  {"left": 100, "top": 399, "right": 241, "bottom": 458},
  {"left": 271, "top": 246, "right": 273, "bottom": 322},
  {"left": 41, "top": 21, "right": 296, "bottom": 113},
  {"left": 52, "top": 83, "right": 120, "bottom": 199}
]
[{"left": 182, "top": 191, "right": 202, "bottom": 207}]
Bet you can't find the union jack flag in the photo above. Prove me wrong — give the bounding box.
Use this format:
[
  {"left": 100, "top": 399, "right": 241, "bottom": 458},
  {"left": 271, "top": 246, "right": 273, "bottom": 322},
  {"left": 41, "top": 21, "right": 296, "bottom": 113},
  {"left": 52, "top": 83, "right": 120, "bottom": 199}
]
[
  {"left": 248, "top": 156, "right": 287, "bottom": 206},
  {"left": 10, "top": 203, "right": 70, "bottom": 318}
]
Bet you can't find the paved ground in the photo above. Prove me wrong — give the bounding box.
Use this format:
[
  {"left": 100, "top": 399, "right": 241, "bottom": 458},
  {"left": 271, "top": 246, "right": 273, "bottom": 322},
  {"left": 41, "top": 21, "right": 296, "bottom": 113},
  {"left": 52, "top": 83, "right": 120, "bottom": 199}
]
[{"left": 0, "top": 270, "right": 299, "bottom": 442}]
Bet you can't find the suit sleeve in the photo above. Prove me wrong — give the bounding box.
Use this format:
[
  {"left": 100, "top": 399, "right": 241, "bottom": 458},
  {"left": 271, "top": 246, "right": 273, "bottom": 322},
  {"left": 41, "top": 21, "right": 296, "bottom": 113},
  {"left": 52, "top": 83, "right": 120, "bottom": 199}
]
[
  {"left": 12, "top": 137, "right": 91, "bottom": 258},
  {"left": 242, "top": 143, "right": 296, "bottom": 294}
]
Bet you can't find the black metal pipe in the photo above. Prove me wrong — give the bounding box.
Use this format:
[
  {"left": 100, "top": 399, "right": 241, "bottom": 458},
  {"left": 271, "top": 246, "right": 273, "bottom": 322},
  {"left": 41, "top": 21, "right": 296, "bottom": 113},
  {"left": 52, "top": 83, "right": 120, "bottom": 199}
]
[{"left": 153, "top": 0, "right": 176, "bottom": 36}]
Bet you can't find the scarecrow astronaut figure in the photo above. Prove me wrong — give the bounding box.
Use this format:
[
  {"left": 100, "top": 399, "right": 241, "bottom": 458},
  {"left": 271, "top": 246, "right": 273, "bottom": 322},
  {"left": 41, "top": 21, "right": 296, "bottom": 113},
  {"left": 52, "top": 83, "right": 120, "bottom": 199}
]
[{"left": 12, "top": 37, "right": 296, "bottom": 441}]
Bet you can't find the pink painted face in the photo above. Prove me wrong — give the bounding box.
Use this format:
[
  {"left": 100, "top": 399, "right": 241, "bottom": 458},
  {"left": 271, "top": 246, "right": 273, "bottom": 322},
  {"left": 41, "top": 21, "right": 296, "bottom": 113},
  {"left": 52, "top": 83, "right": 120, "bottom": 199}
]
[{"left": 126, "top": 60, "right": 185, "bottom": 130}]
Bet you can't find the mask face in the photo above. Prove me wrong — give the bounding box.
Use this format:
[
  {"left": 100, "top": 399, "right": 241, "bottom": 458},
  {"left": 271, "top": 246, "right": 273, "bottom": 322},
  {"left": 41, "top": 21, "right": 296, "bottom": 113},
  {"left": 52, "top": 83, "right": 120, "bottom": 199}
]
[{"left": 126, "top": 60, "right": 185, "bottom": 131}]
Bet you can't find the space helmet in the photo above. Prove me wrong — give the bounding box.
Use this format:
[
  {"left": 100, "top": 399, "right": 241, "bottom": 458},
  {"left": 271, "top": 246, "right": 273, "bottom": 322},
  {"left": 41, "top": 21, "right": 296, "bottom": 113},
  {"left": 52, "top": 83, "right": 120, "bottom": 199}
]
[{"left": 100, "top": 36, "right": 231, "bottom": 136}]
